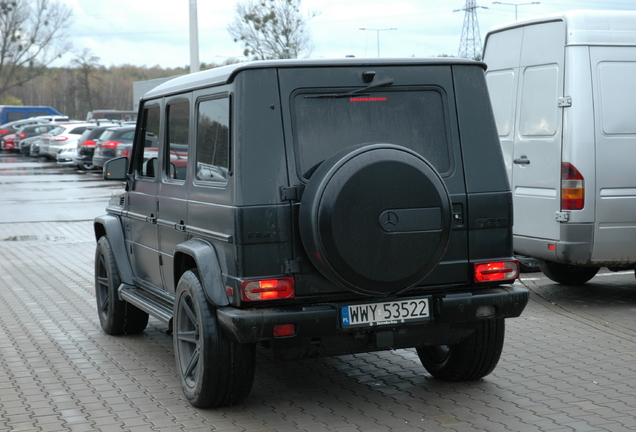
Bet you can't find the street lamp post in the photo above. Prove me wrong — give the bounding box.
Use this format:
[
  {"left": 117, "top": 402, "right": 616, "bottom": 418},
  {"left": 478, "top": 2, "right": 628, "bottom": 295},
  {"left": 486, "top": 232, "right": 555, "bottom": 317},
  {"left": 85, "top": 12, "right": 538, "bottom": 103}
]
[
  {"left": 492, "top": 1, "right": 540, "bottom": 20},
  {"left": 359, "top": 27, "right": 397, "bottom": 57}
]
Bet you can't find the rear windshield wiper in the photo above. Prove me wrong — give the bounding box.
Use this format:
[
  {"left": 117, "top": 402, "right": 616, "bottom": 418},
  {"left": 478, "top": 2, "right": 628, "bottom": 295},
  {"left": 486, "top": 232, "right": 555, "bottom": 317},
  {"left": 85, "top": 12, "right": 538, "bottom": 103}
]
[{"left": 305, "top": 78, "right": 394, "bottom": 99}]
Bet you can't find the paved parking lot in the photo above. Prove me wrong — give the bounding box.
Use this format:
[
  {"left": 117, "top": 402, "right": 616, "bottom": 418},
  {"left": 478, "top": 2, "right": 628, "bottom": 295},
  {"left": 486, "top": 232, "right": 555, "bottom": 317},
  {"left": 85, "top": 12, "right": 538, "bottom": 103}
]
[{"left": 2, "top": 219, "right": 636, "bottom": 432}]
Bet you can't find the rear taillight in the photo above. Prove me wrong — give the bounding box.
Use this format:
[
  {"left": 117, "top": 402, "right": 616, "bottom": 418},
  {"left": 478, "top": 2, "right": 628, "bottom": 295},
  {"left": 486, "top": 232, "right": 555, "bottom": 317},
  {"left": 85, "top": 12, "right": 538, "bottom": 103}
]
[
  {"left": 0, "top": 129, "right": 8, "bottom": 134},
  {"left": 241, "top": 278, "right": 295, "bottom": 301},
  {"left": 561, "top": 162, "right": 584, "bottom": 210},
  {"left": 474, "top": 260, "right": 519, "bottom": 283},
  {"left": 53, "top": 136, "right": 68, "bottom": 142},
  {"left": 18, "top": 132, "right": 26, "bottom": 139},
  {"left": 101, "top": 141, "right": 120, "bottom": 149},
  {"left": 82, "top": 139, "right": 96, "bottom": 148}
]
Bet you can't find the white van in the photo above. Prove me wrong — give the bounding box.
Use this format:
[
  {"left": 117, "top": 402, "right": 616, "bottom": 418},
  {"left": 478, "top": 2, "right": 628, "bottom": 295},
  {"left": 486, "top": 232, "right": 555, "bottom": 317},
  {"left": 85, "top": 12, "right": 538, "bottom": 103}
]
[{"left": 483, "top": 10, "right": 636, "bottom": 284}]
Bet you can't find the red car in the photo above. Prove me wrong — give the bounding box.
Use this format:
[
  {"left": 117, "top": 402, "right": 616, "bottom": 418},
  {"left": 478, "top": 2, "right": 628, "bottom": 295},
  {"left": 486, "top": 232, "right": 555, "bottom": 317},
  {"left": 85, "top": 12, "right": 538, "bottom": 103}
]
[{"left": 1, "top": 133, "right": 17, "bottom": 151}]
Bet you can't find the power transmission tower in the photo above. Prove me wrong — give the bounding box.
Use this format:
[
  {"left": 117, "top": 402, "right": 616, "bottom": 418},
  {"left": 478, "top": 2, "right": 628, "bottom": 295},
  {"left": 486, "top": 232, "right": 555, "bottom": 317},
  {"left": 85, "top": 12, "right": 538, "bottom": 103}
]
[{"left": 455, "top": 0, "right": 487, "bottom": 60}]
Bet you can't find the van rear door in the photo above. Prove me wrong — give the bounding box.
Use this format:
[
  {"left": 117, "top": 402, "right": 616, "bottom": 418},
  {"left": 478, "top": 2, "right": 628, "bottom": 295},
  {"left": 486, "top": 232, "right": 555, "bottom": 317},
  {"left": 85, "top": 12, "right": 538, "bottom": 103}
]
[{"left": 485, "top": 21, "right": 565, "bottom": 242}]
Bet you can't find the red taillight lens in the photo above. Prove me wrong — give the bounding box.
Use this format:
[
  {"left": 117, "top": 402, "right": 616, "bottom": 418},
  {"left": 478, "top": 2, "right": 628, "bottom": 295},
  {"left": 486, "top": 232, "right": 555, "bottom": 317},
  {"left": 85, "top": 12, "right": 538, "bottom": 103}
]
[
  {"left": 101, "top": 141, "right": 121, "bottom": 149},
  {"left": 242, "top": 278, "right": 295, "bottom": 301},
  {"left": 474, "top": 261, "right": 519, "bottom": 283},
  {"left": 273, "top": 324, "right": 296, "bottom": 337},
  {"left": 0, "top": 129, "right": 8, "bottom": 134},
  {"left": 561, "top": 162, "right": 584, "bottom": 210},
  {"left": 18, "top": 132, "right": 26, "bottom": 139},
  {"left": 82, "top": 139, "right": 96, "bottom": 148},
  {"left": 53, "top": 136, "right": 68, "bottom": 141}
]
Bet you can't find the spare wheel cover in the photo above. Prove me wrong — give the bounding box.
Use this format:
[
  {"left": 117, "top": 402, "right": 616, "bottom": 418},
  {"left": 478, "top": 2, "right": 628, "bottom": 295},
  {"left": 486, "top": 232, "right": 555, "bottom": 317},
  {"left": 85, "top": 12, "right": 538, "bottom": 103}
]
[{"left": 299, "top": 144, "right": 452, "bottom": 295}]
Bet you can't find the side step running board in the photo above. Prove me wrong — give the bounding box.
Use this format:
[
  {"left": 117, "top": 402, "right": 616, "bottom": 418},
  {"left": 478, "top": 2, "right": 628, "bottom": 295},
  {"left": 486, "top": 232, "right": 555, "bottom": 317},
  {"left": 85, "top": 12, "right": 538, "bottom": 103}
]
[{"left": 118, "top": 284, "right": 173, "bottom": 324}]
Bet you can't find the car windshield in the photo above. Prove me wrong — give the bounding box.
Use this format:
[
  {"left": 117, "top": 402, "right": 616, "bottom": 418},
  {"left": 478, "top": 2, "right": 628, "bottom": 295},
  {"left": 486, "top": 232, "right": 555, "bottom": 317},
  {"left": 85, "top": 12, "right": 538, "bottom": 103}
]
[{"left": 293, "top": 89, "right": 452, "bottom": 179}]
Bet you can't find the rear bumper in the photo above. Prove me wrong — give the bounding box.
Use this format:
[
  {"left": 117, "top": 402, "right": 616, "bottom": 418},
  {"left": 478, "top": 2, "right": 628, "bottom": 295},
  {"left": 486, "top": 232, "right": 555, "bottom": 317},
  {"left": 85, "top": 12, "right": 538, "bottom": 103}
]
[
  {"left": 514, "top": 223, "right": 594, "bottom": 265},
  {"left": 217, "top": 285, "right": 528, "bottom": 359}
]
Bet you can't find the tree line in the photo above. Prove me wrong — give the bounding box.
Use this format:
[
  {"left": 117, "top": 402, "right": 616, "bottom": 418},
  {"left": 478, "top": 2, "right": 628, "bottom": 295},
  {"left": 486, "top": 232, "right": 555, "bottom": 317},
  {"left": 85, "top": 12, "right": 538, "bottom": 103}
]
[
  {"left": 0, "top": 0, "right": 317, "bottom": 120},
  {"left": 3, "top": 60, "right": 190, "bottom": 120}
]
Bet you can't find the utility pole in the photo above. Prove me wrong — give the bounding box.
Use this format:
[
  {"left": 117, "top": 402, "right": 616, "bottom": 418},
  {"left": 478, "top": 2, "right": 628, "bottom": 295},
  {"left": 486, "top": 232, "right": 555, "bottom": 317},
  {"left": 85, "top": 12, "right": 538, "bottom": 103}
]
[
  {"left": 454, "top": 0, "right": 487, "bottom": 60},
  {"left": 189, "top": 0, "right": 200, "bottom": 73}
]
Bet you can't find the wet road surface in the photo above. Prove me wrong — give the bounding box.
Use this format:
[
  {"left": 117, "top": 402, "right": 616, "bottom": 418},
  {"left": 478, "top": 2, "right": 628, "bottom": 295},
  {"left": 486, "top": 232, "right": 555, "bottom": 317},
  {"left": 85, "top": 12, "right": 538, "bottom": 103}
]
[{"left": 0, "top": 153, "right": 123, "bottom": 223}]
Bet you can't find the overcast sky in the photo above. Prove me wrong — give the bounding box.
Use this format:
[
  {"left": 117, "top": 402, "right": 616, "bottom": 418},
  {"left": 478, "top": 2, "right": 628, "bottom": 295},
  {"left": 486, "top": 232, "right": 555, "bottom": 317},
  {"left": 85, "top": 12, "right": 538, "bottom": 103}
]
[{"left": 58, "top": 0, "right": 636, "bottom": 68}]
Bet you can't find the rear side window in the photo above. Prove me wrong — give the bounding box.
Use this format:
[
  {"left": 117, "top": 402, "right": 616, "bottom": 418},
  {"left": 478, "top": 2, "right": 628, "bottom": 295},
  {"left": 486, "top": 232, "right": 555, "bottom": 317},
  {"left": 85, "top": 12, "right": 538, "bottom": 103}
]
[
  {"left": 166, "top": 101, "right": 190, "bottom": 181},
  {"left": 196, "top": 97, "right": 230, "bottom": 183},
  {"left": 293, "top": 89, "right": 452, "bottom": 179}
]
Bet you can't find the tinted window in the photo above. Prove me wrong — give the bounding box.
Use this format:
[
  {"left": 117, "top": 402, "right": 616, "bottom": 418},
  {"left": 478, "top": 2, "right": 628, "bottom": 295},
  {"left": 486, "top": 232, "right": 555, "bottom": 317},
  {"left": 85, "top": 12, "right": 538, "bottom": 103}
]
[
  {"left": 166, "top": 101, "right": 190, "bottom": 181},
  {"left": 196, "top": 97, "right": 229, "bottom": 183},
  {"left": 138, "top": 105, "right": 161, "bottom": 178},
  {"left": 293, "top": 89, "right": 451, "bottom": 178}
]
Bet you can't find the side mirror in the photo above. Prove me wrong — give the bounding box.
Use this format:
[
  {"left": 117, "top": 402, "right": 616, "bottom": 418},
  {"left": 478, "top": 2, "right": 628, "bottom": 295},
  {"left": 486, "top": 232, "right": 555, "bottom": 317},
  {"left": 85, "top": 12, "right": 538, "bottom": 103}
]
[{"left": 103, "top": 157, "right": 128, "bottom": 180}]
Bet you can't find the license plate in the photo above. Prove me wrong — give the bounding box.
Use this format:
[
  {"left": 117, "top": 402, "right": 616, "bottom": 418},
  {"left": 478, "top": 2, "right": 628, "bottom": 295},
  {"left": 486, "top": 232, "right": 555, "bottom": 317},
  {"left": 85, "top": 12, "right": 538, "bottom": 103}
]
[{"left": 341, "top": 298, "right": 430, "bottom": 328}]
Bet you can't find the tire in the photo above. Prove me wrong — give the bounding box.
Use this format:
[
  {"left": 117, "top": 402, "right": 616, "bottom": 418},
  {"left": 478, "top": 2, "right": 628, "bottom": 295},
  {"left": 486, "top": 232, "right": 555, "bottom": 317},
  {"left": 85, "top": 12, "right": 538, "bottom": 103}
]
[
  {"left": 94, "top": 237, "right": 149, "bottom": 335},
  {"left": 173, "top": 270, "right": 255, "bottom": 408},
  {"left": 78, "top": 161, "right": 95, "bottom": 170},
  {"left": 417, "top": 319, "right": 505, "bottom": 381},
  {"left": 539, "top": 262, "right": 600, "bottom": 285},
  {"left": 299, "top": 144, "right": 452, "bottom": 296}
]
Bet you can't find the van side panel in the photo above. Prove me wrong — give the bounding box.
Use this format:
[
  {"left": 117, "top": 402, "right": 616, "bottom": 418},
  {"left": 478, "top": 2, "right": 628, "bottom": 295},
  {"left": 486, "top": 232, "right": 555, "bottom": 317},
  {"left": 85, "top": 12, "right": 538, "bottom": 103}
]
[{"left": 590, "top": 47, "right": 636, "bottom": 264}]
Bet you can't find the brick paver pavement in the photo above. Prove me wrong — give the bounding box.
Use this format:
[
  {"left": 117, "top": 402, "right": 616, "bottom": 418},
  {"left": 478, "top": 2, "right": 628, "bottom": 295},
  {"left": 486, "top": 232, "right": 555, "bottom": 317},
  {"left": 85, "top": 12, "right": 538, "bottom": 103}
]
[{"left": 1, "top": 221, "right": 636, "bottom": 431}]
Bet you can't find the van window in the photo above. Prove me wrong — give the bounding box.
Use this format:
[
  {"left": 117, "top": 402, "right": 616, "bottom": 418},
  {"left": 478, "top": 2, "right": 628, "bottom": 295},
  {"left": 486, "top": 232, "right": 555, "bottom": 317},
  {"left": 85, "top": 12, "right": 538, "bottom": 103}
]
[
  {"left": 598, "top": 61, "right": 636, "bottom": 135},
  {"left": 196, "top": 97, "right": 230, "bottom": 183},
  {"left": 7, "top": 112, "right": 24, "bottom": 122},
  {"left": 519, "top": 65, "right": 559, "bottom": 136},
  {"left": 293, "top": 89, "right": 452, "bottom": 179},
  {"left": 166, "top": 101, "right": 190, "bottom": 181},
  {"left": 486, "top": 70, "right": 515, "bottom": 137}
]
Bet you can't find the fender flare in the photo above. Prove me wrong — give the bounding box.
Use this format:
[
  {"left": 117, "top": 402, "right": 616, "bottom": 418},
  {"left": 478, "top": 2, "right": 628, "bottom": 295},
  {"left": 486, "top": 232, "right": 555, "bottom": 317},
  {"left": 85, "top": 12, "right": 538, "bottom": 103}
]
[
  {"left": 93, "top": 214, "right": 134, "bottom": 285},
  {"left": 175, "top": 238, "right": 229, "bottom": 307}
]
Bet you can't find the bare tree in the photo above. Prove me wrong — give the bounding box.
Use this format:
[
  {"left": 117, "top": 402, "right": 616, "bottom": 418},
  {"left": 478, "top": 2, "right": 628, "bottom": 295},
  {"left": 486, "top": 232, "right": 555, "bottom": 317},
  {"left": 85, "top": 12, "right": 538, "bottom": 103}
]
[
  {"left": 71, "top": 49, "right": 100, "bottom": 112},
  {"left": 228, "top": 0, "right": 318, "bottom": 60},
  {"left": 0, "top": 0, "right": 72, "bottom": 98}
]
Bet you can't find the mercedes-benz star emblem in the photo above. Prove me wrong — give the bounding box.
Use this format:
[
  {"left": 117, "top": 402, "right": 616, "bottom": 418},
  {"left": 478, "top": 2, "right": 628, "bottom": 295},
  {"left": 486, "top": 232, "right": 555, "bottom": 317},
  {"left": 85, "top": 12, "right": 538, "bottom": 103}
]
[{"left": 380, "top": 211, "right": 399, "bottom": 232}]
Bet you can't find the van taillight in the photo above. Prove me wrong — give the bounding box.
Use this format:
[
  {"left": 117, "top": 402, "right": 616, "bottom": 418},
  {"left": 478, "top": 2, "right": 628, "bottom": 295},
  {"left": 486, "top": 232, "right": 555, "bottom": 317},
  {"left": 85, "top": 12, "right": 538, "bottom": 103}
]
[
  {"left": 241, "top": 278, "right": 295, "bottom": 301},
  {"left": 474, "top": 261, "right": 519, "bottom": 283},
  {"left": 561, "top": 162, "right": 584, "bottom": 210},
  {"left": 82, "top": 139, "right": 96, "bottom": 148}
]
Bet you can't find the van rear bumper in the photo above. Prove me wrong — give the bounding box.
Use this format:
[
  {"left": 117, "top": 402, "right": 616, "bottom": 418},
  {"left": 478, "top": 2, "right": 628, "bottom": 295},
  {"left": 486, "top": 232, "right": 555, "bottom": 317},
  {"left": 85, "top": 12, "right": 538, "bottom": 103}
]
[
  {"left": 513, "top": 223, "right": 594, "bottom": 265},
  {"left": 216, "top": 286, "right": 528, "bottom": 359}
]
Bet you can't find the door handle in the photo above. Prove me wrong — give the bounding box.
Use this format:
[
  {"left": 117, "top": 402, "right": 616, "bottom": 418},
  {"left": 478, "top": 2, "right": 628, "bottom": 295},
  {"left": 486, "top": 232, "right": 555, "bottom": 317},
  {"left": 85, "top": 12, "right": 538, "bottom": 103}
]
[
  {"left": 513, "top": 156, "right": 530, "bottom": 165},
  {"left": 146, "top": 214, "right": 157, "bottom": 224}
]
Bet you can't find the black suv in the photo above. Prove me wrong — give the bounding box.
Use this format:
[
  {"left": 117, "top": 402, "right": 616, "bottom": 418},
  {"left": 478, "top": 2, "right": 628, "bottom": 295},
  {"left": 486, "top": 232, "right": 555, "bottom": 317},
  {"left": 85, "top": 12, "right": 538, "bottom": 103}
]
[{"left": 95, "top": 59, "right": 529, "bottom": 408}]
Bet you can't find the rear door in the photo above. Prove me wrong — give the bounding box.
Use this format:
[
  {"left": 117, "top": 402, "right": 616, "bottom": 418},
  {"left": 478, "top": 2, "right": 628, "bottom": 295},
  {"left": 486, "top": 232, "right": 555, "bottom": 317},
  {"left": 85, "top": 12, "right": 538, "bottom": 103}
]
[
  {"left": 487, "top": 21, "right": 565, "bottom": 242},
  {"left": 157, "top": 96, "right": 191, "bottom": 293},
  {"left": 278, "top": 64, "right": 468, "bottom": 287},
  {"left": 590, "top": 47, "right": 636, "bottom": 262}
]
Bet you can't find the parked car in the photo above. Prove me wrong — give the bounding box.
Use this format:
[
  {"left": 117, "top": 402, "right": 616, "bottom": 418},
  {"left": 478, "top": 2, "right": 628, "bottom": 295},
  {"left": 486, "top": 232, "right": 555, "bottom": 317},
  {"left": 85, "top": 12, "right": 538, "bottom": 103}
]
[
  {"left": 483, "top": 10, "right": 636, "bottom": 285},
  {"left": 96, "top": 58, "right": 529, "bottom": 408},
  {"left": 1, "top": 133, "right": 17, "bottom": 151},
  {"left": 40, "top": 123, "right": 92, "bottom": 159},
  {"left": 74, "top": 122, "right": 120, "bottom": 170},
  {"left": 56, "top": 142, "right": 78, "bottom": 165},
  {"left": 16, "top": 124, "right": 58, "bottom": 155},
  {"left": 0, "top": 118, "right": 51, "bottom": 141},
  {"left": 87, "top": 110, "right": 137, "bottom": 122},
  {"left": 91, "top": 125, "right": 136, "bottom": 168}
]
